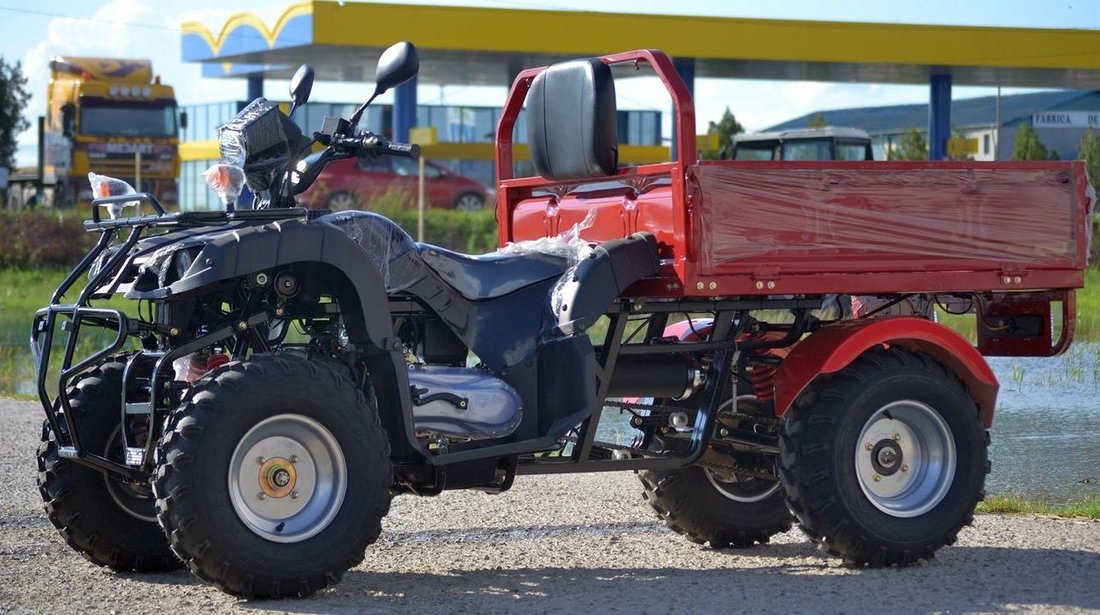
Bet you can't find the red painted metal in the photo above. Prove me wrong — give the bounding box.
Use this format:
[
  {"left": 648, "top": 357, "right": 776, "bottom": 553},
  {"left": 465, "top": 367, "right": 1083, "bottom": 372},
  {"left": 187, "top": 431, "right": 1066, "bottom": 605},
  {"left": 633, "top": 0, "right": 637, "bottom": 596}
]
[
  {"left": 495, "top": 50, "right": 1093, "bottom": 302},
  {"left": 496, "top": 50, "right": 697, "bottom": 290},
  {"left": 772, "top": 318, "right": 1000, "bottom": 428}
]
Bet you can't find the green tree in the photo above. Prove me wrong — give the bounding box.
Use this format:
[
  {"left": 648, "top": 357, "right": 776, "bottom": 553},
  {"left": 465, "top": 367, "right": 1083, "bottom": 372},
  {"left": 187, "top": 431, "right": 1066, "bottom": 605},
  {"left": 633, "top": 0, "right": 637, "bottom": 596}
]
[
  {"left": 0, "top": 57, "right": 31, "bottom": 169},
  {"left": 1079, "top": 128, "right": 1100, "bottom": 262},
  {"left": 702, "top": 107, "right": 743, "bottom": 160},
  {"left": 1011, "top": 124, "right": 1051, "bottom": 161},
  {"left": 887, "top": 128, "right": 928, "bottom": 161},
  {"left": 807, "top": 113, "right": 828, "bottom": 129},
  {"left": 1078, "top": 127, "right": 1100, "bottom": 185}
]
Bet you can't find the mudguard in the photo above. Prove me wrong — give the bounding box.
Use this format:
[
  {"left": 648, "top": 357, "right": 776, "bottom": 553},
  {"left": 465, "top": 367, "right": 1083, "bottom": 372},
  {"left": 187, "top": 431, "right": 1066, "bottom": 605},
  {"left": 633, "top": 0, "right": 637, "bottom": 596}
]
[
  {"left": 773, "top": 317, "right": 999, "bottom": 427},
  {"left": 156, "top": 219, "right": 394, "bottom": 349}
]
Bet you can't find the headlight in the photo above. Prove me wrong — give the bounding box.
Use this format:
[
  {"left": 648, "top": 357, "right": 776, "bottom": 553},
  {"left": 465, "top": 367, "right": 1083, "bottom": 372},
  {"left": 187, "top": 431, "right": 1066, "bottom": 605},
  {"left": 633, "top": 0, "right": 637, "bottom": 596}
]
[{"left": 173, "top": 247, "right": 198, "bottom": 280}]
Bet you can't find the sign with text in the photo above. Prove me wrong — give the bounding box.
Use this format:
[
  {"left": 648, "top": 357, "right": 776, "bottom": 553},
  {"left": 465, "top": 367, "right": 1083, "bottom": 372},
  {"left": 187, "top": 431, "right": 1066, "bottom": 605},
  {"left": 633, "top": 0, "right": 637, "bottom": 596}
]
[{"left": 1032, "top": 111, "right": 1100, "bottom": 128}]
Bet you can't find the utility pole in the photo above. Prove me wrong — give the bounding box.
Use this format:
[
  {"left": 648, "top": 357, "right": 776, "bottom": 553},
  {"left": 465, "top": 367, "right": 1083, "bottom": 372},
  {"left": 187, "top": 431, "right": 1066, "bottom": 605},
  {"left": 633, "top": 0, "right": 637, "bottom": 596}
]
[{"left": 994, "top": 86, "right": 1001, "bottom": 161}]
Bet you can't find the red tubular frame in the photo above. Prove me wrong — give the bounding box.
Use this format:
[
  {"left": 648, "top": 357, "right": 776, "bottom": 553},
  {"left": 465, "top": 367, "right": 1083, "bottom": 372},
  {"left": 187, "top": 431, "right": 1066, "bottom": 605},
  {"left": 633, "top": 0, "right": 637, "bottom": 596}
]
[{"left": 495, "top": 49, "right": 696, "bottom": 273}]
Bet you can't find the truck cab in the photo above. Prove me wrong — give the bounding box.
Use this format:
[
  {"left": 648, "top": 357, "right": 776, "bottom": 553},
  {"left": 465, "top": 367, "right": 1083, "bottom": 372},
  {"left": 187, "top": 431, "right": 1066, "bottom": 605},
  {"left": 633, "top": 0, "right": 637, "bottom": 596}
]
[
  {"left": 731, "top": 127, "right": 874, "bottom": 161},
  {"left": 8, "top": 57, "right": 182, "bottom": 210}
]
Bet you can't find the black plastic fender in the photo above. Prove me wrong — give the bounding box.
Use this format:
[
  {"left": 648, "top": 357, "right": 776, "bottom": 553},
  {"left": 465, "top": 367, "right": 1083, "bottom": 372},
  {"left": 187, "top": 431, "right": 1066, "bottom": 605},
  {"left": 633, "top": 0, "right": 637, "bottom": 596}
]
[
  {"left": 550, "top": 233, "right": 659, "bottom": 335},
  {"left": 155, "top": 218, "right": 425, "bottom": 461},
  {"left": 163, "top": 219, "right": 393, "bottom": 348}
]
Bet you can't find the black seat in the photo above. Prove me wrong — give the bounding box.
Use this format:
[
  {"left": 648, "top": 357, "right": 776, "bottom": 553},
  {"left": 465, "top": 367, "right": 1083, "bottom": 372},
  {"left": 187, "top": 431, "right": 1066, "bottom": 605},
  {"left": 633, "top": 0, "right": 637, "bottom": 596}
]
[
  {"left": 318, "top": 210, "right": 568, "bottom": 302},
  {"left": 417, "top": 244, "right": 568, "bottom": 301}
]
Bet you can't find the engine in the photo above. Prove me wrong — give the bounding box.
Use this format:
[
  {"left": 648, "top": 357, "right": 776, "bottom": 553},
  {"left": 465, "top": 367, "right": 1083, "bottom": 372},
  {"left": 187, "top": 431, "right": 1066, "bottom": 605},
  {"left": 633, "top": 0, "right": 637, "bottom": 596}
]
[{"left": 407, "top": 365, "right": 522, "bottom": 440}]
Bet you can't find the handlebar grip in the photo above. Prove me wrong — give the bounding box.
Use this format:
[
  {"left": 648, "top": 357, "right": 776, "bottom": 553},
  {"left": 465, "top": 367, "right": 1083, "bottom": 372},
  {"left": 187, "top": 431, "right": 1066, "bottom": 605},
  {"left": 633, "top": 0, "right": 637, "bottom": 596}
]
[{"left": 383, "top": 141, "right": 419, "bottom": 159}]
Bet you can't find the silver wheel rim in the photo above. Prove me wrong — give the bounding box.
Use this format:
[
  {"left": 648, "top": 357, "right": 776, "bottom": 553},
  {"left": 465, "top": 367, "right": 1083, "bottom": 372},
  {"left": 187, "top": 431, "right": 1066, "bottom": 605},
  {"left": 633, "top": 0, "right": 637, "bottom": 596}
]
[
  {"left": 455, "top": 193, "right": 484, "bottom": 211},
  {"left": 326, "top": 192, "right": 358, "bottom": 210},
  {"left": 704, "top": 467, "right": 781, "bottom": 503},
  {"left": 705, "top": 395, "right": 781, "bottom": 503},
  {"left": 228, "top": 414, "right": 347, "bottom": 543},
  {"left": 854, "top": 400, "right": 956, "bottom": 518}
]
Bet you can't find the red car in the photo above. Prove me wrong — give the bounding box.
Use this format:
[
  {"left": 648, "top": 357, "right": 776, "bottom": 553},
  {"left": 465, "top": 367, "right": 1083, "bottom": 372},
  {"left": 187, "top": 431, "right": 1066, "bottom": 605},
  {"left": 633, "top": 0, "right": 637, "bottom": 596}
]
[{"left": 297, "top": 154, "right": 489, "bottom": 211}]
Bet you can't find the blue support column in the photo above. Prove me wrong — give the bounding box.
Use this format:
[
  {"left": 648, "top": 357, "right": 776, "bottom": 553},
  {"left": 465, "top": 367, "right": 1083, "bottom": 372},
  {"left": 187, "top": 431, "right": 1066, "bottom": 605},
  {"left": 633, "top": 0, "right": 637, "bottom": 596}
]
[
  {"left": 929, "top": 73, "right": 952, "bottom": 160},
  {"left": 671, "top": 57, "right": 695, "bottom": 162},
  {"left": 393, "top": 75, "right": 417, "bottom": 143},
  {"left": 246, "top": 75, "right": 263, "bottom": 102}
]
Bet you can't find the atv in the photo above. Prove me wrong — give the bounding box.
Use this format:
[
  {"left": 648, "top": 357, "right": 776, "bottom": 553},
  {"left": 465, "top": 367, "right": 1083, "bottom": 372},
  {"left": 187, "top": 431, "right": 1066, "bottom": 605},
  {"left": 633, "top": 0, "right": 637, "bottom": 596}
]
[{"left": 31, "top": 42, "right": 1092, "bottom": 598}]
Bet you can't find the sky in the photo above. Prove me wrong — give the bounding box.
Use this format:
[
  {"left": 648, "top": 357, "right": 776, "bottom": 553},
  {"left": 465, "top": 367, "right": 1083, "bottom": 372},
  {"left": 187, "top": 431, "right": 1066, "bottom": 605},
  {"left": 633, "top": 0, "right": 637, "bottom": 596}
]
[{"left": 1, "top": 0, "right": 1099, "bottom": 167}]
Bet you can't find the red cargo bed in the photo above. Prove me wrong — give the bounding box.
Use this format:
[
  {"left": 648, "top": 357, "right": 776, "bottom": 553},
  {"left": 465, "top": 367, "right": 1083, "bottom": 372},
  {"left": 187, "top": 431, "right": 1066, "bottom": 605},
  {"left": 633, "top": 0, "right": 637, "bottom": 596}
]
[{"left": 496, "top": 51, "right": 1093, "bottom": 300}]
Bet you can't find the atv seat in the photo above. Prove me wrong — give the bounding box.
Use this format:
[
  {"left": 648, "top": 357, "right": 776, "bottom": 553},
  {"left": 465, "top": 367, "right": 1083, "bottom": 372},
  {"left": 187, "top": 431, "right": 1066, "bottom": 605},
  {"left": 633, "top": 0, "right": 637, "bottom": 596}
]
[
  {"left": 318, "top": 210, "right": 569, "bottom": 302},
  {"left": 417, "top": 244, "right": 568, "bottom": 301}
]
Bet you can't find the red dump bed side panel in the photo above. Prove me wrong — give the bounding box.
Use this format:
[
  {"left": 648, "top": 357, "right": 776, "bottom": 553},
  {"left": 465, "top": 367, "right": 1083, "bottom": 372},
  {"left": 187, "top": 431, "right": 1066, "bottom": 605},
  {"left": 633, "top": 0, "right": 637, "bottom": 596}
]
[
  {"left": 684, "top": 160, "right": 1091, "bottom": 296},
  {"left": 503, "top": 161, "right": 1091, "bottom": 298}
]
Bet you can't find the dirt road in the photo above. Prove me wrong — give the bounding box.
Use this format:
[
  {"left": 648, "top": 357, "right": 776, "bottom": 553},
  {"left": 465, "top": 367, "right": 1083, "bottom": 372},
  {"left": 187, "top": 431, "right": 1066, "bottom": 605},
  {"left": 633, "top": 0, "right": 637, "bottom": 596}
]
[{"left": 2, "top": 397, "right": 1098, "bottom": 614}]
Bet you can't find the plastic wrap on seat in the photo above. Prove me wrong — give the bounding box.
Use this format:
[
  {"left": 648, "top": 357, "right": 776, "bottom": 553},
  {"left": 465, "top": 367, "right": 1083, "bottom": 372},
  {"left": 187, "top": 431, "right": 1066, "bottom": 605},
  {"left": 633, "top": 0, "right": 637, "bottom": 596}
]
[
  {"left": 317, "top": 210, "right": 424, "bottom": 292},
  {"left": 498, "top": 208, "right": 596, "bottom": 265},
  {"left": 691, "top": 163, "right": 1092, "bottom": 276}
]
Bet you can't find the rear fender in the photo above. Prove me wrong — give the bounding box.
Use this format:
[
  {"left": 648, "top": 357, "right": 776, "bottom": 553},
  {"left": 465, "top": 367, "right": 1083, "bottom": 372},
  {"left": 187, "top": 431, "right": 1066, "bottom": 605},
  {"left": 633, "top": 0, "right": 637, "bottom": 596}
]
[{"left": 773, "top": 317, "right": 999, "bottom": 428}]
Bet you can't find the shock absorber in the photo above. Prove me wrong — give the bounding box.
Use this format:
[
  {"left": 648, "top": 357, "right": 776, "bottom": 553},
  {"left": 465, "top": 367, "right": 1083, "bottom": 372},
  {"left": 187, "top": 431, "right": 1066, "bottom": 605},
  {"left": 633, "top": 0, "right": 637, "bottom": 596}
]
[{"left": 748, "top": 363, "right": 777, "bottom": 404}]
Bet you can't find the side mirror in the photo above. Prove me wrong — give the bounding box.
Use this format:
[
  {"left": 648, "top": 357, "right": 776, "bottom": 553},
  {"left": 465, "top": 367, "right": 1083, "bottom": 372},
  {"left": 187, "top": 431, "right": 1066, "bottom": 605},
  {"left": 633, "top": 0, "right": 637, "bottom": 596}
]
[
  {"left": 61, "top": 103, "right": 76, "bottom": 138},
  {"left": 373, "top": 42, "right": 419, "bottom": 97},
  {"left": 179, "top": 110, "right": 188, "bottom": 131},
  {"left": 348, "top": 42, "right": 419, "bottom": 128},
  {"left": 289, "top": 64, "right": 314, "bottom": 116}
]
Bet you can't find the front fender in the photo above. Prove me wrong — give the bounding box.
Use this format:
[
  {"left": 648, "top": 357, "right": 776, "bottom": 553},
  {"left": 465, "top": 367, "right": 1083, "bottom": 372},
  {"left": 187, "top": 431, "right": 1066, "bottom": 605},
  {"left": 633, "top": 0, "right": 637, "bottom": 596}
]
[
  {"left": 164, "top": 219, "right": 393, "bottom": 349},
  {"left": 773, "top": 317, "right": 999, "bottom": 428}
]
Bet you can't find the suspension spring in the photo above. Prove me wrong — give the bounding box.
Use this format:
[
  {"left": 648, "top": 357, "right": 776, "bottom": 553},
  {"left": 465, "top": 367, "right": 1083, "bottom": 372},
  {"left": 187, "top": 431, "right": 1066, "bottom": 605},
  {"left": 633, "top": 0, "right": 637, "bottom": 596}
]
[{"left": 749, "top": 363, "right": 777, "bottom": 403}]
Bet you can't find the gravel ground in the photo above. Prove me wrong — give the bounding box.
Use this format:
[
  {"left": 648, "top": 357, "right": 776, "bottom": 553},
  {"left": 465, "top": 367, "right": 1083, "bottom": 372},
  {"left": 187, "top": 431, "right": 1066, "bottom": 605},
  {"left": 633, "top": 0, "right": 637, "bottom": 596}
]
[{"left": 2, "top": 396, "right": 1099, "bottom": 614}]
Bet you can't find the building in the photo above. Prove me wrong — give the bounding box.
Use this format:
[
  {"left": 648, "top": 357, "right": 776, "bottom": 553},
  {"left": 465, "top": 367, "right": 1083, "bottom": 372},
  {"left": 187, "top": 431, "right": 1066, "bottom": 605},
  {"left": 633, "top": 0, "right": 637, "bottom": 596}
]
[{"left": 766, "top": 90, "right": 1100, "bottom": 161}]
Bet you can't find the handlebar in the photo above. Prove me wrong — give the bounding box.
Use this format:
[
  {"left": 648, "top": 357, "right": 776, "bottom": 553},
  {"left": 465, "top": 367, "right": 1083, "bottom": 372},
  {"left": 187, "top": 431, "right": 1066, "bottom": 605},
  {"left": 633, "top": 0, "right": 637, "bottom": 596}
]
[
  {"left": 293, "top": 131, "right": 420, "bottom": 196},
  {"left": 331, "top": 133, "right": 420, "bottom": 159}
]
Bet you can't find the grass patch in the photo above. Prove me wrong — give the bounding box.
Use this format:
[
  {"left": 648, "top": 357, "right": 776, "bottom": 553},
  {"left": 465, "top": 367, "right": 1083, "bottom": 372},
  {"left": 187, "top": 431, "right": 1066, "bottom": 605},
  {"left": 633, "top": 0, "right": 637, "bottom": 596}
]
[
  {"left": 978, "top": 493, "right": 1100, "bottom": 519},
  {"left": 936, "top": 267, "right": 1100, "bottom": 343}
]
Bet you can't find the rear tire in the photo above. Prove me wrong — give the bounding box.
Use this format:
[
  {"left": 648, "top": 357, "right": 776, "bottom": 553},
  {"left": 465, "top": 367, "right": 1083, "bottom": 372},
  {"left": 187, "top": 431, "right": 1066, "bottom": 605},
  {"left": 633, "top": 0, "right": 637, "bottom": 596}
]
[
  {"left": 36, "top": 359, "right": 181, "bottom": 572},
  {"left": 639, "top": 396, "right": 792, "bottom": 548},
  {"left": 153, "top": 354, "right": 392, "bottom": 598},
  {"left": 779, "top": 348, "right": 989, "bottom": 566}
]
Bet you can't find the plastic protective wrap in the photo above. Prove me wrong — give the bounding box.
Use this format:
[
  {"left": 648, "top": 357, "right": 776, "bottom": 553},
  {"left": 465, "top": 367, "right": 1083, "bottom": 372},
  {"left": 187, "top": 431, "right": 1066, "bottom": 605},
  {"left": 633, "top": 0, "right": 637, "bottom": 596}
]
[
  {"left": 218, "top": 98, "right": 290, "bottom": 193},
  {"left": 692, "top": 163, "right": 1091, "bottom": 275},
  {"left": 201, "top": 164, "right": 246, "bottom": 206},
  {"left": 317, "top": 210, "right": 425, "bottom": 292},
  {"left": 88, "top": 172, "right": 138, "bottom": 219},
  {"left": 498, "top": 208, "right": 596, "bottom": 265}
]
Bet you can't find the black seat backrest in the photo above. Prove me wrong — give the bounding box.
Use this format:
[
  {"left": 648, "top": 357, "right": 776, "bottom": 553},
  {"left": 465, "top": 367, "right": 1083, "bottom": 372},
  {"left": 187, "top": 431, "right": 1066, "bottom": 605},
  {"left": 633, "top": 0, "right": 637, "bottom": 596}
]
[{"left": 527, "top": 58, "right": 618, "bottom": 181}]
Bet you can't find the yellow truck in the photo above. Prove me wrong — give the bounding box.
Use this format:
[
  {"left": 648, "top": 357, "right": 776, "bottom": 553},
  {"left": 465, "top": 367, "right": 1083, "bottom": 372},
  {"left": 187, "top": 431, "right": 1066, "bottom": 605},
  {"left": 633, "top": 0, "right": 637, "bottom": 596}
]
[{"left": 7, "top": 57, "right": 181, "bottom": 209}]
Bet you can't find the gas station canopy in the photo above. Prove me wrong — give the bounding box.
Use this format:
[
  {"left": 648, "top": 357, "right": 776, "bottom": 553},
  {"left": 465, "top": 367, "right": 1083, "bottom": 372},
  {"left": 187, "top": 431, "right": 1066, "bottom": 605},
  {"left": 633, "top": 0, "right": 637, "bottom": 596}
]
[
  {"left": 181, "top": 1, "right": 1100, "bottom": 161},
  {"left": 182, "top": 1, "right": 1100, "bottom": 88}
]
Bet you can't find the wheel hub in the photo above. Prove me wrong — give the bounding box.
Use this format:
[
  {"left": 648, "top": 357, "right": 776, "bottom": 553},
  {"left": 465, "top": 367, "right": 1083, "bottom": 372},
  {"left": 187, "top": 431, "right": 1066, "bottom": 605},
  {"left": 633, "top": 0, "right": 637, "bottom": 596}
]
[
  {"left": 258, "top": 457, "right": 298, "bottom": 498},
  {"left": 871, "top": 440, "right": 903, "bottom": 476}
]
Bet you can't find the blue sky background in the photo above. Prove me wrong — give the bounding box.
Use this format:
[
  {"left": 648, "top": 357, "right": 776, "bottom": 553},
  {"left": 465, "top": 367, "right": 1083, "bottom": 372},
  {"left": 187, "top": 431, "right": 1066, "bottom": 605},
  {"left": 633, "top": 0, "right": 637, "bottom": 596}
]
[{"left": 1, "top": 0, "right": 1098, "bottom": 166}]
